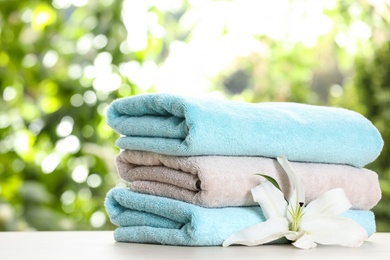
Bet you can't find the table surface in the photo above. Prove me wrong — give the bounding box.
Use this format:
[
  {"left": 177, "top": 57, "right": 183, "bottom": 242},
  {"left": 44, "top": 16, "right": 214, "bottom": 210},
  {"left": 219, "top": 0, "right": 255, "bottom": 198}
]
[{"left": 0, "top": 231, "right": 389, "bottom": 260}]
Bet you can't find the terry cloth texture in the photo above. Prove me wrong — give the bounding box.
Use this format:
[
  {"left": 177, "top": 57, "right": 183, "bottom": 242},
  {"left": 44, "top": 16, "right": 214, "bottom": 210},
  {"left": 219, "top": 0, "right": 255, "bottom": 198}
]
[
  {"left": 106, "top": 94, "right": 383, "bottom": 168},
  {"left": 105, "top": 188, "right": 376, "bottom": 246},
  {"left": 116, "top": 150, "right": 381, "bottom": 210}
]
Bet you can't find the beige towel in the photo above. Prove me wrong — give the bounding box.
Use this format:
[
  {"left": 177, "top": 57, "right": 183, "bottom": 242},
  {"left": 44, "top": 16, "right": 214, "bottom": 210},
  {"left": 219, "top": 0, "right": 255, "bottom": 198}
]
[{"left": 116, "top": 150, "right": 381, "bottom": 210}]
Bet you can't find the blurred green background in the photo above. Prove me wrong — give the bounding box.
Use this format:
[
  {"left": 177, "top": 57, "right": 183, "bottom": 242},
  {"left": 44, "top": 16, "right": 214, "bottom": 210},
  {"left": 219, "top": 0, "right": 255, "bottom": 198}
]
[{"left": 0, "top": 0, "right": 389, "bottom": 231}]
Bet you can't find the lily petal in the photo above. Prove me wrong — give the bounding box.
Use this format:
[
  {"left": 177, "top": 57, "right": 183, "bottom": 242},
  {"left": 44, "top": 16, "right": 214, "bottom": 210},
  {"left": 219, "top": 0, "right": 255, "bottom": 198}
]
[
  {"left": 292, "top": 233, "right": 317, "bottom": 249},
  {"left": 299, "top": 215, "right": 368, "bottom": 247},
  {"left": 277, "top": 156, "right": 305, "bottom": 205},
  {"left": 251, "top": 182, "right": 288, "bottom": 219},
  {"left": 285, "top": 230, "right": 302, "bottom": 241},
  {"left": 222, "top": 217, "right": 289, "bottom": 247},
  {"left": 286, "top": 190, "right": 298, "bottom": 223},
  {"left": 303, "top": 188, "right": 351, "bottom": 218}
]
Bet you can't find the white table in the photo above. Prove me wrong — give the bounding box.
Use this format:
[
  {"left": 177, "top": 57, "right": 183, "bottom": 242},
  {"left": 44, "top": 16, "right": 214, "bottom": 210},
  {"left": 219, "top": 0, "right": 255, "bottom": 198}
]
[{"left": 0, "top": 231, "right": 389, "bottom": 259}]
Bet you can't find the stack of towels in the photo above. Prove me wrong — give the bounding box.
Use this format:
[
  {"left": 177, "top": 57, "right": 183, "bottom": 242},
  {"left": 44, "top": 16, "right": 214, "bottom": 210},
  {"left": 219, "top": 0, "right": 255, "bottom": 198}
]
[{"left": 104, "top": 93, "right": 383, "bottom": 246}]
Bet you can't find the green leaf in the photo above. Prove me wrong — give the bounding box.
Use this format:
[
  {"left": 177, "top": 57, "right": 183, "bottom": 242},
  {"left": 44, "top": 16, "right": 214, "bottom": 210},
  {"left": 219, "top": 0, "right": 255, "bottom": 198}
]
[{"left": 255, "top": 174, "right": 282, "bottom": 192}]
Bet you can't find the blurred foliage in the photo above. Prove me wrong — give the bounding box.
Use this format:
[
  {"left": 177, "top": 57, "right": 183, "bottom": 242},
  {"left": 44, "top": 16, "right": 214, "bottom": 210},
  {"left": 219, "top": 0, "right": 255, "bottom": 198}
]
[
  {"left": 0, "top": 0, "right": 134, "bottom": 230},
  {"left": 0, "top": 0, "right": 389, "bottom": 231}
]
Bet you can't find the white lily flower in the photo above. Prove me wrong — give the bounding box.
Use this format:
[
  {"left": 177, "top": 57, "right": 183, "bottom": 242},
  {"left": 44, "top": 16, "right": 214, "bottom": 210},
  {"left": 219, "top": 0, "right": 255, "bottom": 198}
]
[{"left": 223, "top": 156, "right": 368, "bottom": 249}]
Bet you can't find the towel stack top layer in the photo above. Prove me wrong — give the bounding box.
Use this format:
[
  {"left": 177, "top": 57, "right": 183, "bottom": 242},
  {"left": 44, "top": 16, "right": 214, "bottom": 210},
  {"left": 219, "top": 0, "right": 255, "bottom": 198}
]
[{"left": 107, "top": 93, "right": 383, "bottom": 168}]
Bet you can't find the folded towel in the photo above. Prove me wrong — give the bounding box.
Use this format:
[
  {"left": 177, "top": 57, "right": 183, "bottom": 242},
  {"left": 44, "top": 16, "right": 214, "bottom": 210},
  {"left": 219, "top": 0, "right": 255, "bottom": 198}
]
[
  {"left": 116, "top": 150, "right": 381, "bottom": 210},
  {"left": 106, "top": 94, "right": 383, "bottom": 167},
  {"left": 105, "top": 188, "right": 376, "bottom": 246}
]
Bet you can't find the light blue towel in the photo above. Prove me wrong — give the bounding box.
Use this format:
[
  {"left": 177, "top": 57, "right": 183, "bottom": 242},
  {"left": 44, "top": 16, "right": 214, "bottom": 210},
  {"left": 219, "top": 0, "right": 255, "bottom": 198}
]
[
  {"left": 105, "top": 188, "right": 376, "bottom": 246},
  {"left": 106, "top": 94, "right": 383, "bottom": 167}
]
